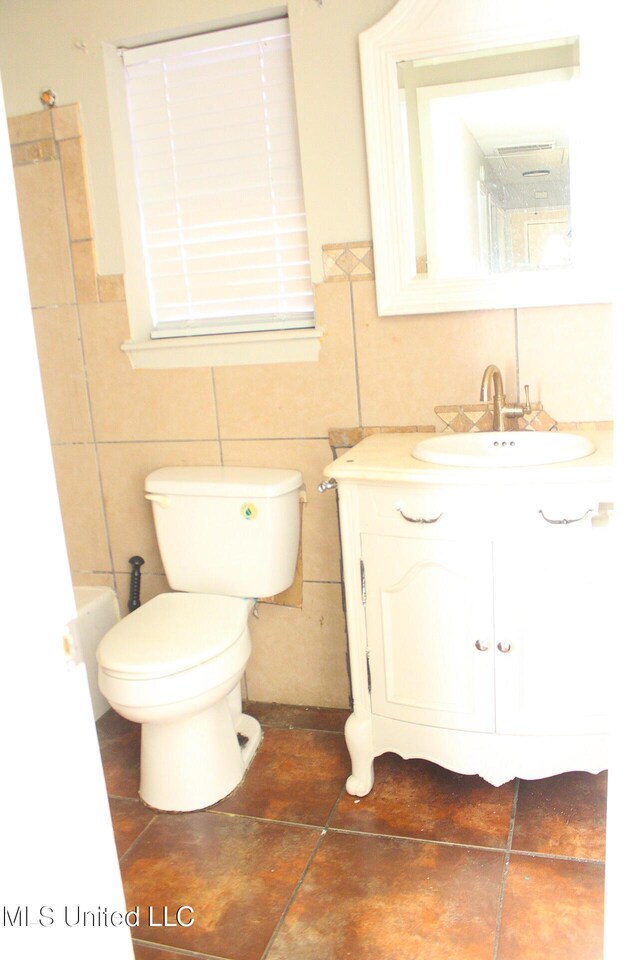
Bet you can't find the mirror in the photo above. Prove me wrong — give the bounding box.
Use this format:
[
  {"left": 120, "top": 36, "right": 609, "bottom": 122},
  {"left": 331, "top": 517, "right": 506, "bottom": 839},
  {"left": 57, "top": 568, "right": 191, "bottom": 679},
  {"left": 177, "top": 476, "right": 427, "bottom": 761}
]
[
  {"left": 360, "top": 0, "right": 610, "bottom": 315},
  {"left": 398, "top": 40, "right": 578, "bottom": 278}
]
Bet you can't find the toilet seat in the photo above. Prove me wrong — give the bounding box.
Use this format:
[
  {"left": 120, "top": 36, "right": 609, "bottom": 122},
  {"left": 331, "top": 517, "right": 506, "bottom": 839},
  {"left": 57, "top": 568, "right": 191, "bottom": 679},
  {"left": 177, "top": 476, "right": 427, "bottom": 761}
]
[{"left": 97, "top": 592, "right": 252, "bottom": 681}]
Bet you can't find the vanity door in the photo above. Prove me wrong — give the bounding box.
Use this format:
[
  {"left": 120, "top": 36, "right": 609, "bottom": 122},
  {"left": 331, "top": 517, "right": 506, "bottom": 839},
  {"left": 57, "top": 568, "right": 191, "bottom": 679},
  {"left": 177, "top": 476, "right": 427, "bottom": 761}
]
[
  {"left": 493, "top": 521, "right": 609, "bottom": 737},
  {"left": 361, "top": 534, "right": 495, "bottom": 733}
]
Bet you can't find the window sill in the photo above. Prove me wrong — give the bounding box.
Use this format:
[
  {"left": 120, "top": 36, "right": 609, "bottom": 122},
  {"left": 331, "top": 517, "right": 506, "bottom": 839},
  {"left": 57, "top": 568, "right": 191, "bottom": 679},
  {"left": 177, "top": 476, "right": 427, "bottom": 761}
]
[{"left": 121, "top": 326, "right": 323, "bottom": 369}]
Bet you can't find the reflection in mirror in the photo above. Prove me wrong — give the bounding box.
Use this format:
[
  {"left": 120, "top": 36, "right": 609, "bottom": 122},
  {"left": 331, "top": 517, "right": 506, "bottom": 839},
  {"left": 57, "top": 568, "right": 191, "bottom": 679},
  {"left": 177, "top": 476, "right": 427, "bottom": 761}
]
[{"left": 397, "top": 39, "right": 579, "bottom": 279}]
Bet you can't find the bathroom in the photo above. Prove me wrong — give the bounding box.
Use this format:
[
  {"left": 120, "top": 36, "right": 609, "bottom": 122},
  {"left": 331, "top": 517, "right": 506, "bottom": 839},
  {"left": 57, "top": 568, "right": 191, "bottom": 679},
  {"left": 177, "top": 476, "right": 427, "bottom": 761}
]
[{"left": 0, "top": 0, "right": 636, "bottom": 958}]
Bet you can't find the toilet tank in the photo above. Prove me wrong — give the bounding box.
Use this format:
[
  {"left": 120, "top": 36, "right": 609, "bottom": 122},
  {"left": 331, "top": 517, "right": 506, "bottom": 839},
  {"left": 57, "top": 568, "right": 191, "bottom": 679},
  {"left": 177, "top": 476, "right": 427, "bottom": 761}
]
[{"left": 145, "top": 466, "right": 303, "bottom": 597}]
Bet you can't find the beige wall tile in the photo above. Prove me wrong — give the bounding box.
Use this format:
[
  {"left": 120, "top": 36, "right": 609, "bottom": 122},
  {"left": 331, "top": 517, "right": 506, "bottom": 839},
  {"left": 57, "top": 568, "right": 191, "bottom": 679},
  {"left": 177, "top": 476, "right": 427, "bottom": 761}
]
[
  {"left": 71, "top": 239, "right": 99, "bottom": 303},
  {"left": 13, "top": 160, "right": 75, "bottom": 308},
  {"left": 32, "top": 306, "right": 93, "bottom": 443},
  {"left": 71, "top": 571, "right": 115, "bottom": 591},
  {"left": 354, "top": 280, "right": 517, "bottom": 428},
  {"left": 221, "top": 438, "right": 342, "bottom": 583},
  {"left": 245, "top": 582, "right": 350, "bottom": 708},
  {"left": 517, "top": 304, "right": 613, "bottom": 423},
  {"left": 52, "top": 104, "right": 81, "bottom": 141},
  {"left": 58, "top": 137, "right": 93, "bottom": 240},
  {"left": 215, "top": 281, "right": 359, "bottom": 439},
  {"left": 79, "top": 302, "right": 219, "bottom": 441},
  {"left": 51, "top": 443, "right": 111, "bottom": 572},
  {"left": 8, "top": 110, "right": 52, "bottom": 144},
  {"left": 97, "top": 441, "right": 220, "bottom": 574},
  {"left": 98, "top": 274, "right": 125, "bottom": 302}
]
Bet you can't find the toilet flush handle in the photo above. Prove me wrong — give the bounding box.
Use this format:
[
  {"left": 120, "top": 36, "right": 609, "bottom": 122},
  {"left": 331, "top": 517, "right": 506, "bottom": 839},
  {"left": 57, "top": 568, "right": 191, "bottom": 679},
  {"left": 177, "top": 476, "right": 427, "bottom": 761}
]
[{"left": 145, "top": 493, "right": 170, "bottom": 508}]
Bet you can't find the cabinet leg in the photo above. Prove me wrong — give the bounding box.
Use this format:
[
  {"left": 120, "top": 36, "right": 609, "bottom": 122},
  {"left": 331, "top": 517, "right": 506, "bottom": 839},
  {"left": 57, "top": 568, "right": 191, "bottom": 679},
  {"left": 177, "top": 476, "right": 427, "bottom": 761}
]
[{"left": 344, "top": 711, "right": 374, "bottom": 796}]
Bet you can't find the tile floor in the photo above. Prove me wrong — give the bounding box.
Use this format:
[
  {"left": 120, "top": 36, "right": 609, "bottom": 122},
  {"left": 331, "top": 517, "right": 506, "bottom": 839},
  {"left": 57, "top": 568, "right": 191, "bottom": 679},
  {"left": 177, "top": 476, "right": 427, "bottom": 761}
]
[{"left": 97, "top": 702, "right": 606, "bottom": 960}]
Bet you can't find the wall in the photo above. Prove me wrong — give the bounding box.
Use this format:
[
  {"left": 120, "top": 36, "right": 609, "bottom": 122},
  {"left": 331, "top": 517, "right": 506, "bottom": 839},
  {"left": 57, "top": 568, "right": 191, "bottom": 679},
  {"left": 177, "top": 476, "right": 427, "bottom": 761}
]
[
  {"left": 0, "top": 0, "right": 397, "bottom": 280},
  {"left": 3, "top": 0, "right": 613, "bottom": 711}
]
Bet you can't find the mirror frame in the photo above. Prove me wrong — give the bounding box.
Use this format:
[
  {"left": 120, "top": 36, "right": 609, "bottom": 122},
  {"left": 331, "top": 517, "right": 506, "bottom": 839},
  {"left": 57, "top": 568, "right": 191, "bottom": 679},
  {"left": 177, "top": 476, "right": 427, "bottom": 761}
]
[{"left": 359, "top": 0, "right": 611, "bottom": 315}]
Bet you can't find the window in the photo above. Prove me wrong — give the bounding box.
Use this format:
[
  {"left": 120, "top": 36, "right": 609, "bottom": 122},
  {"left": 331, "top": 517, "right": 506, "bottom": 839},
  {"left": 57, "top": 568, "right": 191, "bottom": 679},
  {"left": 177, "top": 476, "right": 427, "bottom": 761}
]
[{"left": 106, "top": 18, "right": 320, "bottom": 368}]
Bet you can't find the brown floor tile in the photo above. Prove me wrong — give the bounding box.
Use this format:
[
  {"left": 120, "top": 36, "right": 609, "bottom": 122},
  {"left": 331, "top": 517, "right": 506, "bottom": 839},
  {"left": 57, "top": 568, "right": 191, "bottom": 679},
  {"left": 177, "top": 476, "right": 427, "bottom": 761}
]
[
  {"left": 120, "top": 812, "right": 319, "bottom": 960},
  {"left": 213, "top": 727, "right": 350, "bottom": 825},
  {"left": 109, "top": 797, "right": 157, "bottom": 858},
  {"left": 497, "top": 853, "right": 604, "bottom": 960},
  {"left": 269, "top": 830, "right": 504, "bottom": 960},
  {"left": 512, "top": 771, "right": 607, "bottom": 860},
  {"left": 96, "top": 709, "right": 140, "bottom": 799},
  {"left": 331, "top": 753, "right": 515, "bottom": 848},
  {"left": 244, "top": 700, "right": 350, "bottom": 733}
]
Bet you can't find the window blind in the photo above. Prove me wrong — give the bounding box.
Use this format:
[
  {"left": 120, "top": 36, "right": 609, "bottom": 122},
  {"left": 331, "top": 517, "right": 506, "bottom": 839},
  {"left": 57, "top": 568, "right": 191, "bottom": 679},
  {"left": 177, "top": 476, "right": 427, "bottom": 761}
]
[{"left": 121, "top": 19, "right": 314, "bottom": 338}]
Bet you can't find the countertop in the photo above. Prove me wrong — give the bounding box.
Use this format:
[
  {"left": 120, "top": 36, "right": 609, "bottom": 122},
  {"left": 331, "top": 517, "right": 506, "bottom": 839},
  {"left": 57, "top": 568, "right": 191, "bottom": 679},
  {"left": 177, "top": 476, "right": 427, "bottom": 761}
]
[{"left": 324, "top": 427, "right": 614, "bottom": 487}]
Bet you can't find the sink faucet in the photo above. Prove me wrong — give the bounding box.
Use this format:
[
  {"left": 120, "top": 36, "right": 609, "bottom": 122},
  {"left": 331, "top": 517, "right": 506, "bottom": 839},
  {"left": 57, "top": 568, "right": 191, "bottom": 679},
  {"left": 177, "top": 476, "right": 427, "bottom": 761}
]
[{"left": 479, "top": 364, "right": 531, "bottom": 431}]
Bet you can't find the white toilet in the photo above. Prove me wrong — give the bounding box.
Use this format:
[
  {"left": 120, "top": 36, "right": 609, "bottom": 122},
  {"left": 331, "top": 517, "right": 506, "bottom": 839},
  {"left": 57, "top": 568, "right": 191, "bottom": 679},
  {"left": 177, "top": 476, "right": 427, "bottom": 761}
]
[{"left": 97, "top": 465, "right": 303, "bottom": 812}]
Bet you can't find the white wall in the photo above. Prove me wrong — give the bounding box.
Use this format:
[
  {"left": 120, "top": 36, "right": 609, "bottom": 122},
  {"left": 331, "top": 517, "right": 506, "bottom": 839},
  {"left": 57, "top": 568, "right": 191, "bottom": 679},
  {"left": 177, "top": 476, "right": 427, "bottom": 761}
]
[{"left": 0, "top": 0, "right": 396, "bottom": 280}]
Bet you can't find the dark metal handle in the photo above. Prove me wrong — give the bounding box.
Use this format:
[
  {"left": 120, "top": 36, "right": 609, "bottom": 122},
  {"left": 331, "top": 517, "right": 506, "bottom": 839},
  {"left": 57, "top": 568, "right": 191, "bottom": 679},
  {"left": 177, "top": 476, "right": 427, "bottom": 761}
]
[
  {"left": 396, "top": 507, "right": 443, "bottom": 525},
  {"left": 538, "top": 509, "right": 592, "bottom": 526},
  {"left": 128, "top": 555, "right": 145, "bottom": 612}
]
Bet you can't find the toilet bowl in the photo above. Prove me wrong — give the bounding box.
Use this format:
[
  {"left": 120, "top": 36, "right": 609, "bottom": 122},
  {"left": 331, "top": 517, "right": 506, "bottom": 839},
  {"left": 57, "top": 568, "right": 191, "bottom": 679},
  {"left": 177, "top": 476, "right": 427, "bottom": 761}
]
[
  {"left": 96, "top": 465, "right": 303, "bottom": 813},
  {"left": 98, "top": 592, "right": 261, "bottom": 812}
]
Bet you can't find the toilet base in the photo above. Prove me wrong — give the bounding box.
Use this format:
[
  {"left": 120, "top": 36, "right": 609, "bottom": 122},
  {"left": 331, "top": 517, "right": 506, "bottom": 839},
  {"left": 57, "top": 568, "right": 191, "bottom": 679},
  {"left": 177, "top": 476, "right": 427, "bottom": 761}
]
[{"left": 139, "top": 701, "right": 262, "bottom": 812}]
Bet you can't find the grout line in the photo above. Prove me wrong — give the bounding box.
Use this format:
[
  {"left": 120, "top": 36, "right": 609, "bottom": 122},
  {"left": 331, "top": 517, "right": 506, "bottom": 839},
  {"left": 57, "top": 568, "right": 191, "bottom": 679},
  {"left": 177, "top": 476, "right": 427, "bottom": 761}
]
[
  {"left": 256, "top": 723, "right": 345, "bottom": 735},
  {"left": 349, "top": 279, "right": 363, "bottom": 428},
  {"left": 260, "top": 826, "right": 329, "bottom": 960},
  {"left": 131, "top": 937, "right": 229, "bottom": 959},
  {"left": 192, "top": 804, "right": 524, "bottom": 860},
  {"left": 201, "top": 807, "right": 329, "bottom": 834},
  {"left": 116, "top": 812, "right": 160, "bottom": 865},
  {"left": 508, "top": 848, "right": 606, "bottom": 866},
  {"left": 492, "top": 778, "right": 519, "bottom": 960},
  {"left": 52, "top": 435, "right": 334, "bottom": 445},
  {"left": 53, "top": 131, "right": 118, "bottom": 598},
  {"left": 211, "top": 369, "right": 223, "bottom": 465},
  {"left": 326, "top": 824, "right": 509, "bottom": 855},
  {"left": 324, "top": 784, "right": 347, "bottom": 830}
]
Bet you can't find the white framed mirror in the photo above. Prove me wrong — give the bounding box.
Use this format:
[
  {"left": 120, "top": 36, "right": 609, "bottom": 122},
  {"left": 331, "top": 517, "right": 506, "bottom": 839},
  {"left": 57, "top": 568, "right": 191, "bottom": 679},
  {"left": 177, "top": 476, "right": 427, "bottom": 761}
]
[{"left": 360, "top": 0, "right": 611, "bottom": 315}]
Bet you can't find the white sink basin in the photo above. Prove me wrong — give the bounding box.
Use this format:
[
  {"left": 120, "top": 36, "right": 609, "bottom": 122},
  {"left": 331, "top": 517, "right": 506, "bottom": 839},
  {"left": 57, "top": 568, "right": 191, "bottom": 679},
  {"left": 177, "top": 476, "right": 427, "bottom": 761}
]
[{"left": 412, "top": 431, "right": 595, "bottom": 467}]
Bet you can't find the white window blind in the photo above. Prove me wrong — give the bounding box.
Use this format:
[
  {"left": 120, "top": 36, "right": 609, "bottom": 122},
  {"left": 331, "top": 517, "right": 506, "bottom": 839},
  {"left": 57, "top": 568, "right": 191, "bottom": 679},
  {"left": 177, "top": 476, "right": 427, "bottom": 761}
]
[{"left": 121, "top": 18, "right": 314, "bottom": 338}]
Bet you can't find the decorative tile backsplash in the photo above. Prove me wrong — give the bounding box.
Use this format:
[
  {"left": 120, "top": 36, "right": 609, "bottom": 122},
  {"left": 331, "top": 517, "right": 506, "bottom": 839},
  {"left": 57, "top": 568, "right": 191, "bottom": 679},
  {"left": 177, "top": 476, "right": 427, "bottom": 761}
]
[
  {"left": 323, "top": 242, "right": 374, "bottom": 281},
  {"left": 434, "top": 403, "right": 558, "bottom": 433}
]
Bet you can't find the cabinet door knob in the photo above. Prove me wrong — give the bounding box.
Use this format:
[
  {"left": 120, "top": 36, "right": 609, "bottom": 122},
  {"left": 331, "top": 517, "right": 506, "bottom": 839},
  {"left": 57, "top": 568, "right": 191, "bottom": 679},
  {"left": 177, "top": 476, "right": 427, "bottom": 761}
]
[
  {"left": 497, "top": 641, "right": 511, "bottom": 653},
  {"left": 475, "top": 639, "right": 489, "bottom": 651}
]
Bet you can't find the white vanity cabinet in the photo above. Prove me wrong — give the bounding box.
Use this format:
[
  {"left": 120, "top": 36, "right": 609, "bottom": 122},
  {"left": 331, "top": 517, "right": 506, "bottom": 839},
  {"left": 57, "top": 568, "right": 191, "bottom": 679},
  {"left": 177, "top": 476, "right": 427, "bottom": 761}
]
[{"left": 326, "top": 431, "right": 613, "bottom": 794}]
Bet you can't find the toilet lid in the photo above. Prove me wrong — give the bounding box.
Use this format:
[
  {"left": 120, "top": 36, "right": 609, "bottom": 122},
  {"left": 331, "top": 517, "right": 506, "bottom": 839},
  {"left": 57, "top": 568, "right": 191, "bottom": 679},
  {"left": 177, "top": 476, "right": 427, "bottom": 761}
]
[{"left": 97, "top": 593, "right": 251, "bottom": 680}]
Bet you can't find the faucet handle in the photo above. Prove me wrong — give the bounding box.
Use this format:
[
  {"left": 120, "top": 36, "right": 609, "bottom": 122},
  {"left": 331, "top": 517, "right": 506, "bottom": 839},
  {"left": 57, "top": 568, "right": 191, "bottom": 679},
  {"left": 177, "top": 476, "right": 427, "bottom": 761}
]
[{"left": 523, "top": 384, "right": 531, "bottom": 414}]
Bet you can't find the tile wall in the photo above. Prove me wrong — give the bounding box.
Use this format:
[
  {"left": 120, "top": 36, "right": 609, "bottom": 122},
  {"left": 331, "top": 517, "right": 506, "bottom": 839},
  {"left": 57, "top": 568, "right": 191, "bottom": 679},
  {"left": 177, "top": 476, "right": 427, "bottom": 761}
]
[{"left": 10, "top": 106, "right": 613, "bottom": 710}]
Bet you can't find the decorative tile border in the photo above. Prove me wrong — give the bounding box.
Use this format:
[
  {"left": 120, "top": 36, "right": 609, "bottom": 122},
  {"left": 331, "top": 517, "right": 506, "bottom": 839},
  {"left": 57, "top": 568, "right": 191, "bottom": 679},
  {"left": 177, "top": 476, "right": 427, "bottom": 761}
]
[
  {"left": 323, "top": 242, "right": 374, "bottom": 282},
  {"left": 9, "top": 105, "right": 128, "bottom": 308},
  {"left": 434, "top": 403, "right": 558, "bottom": 433}
]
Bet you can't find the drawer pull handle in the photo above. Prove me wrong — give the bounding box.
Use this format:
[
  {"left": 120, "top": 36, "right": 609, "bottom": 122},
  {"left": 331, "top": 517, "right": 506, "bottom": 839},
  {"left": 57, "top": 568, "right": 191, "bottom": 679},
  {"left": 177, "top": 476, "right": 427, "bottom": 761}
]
[
  {"left": 396, "top": 506, "right": 443, "bottom": 525},
  {"left": 538, "top": 509, "right": 592, "bottom": 526}
]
